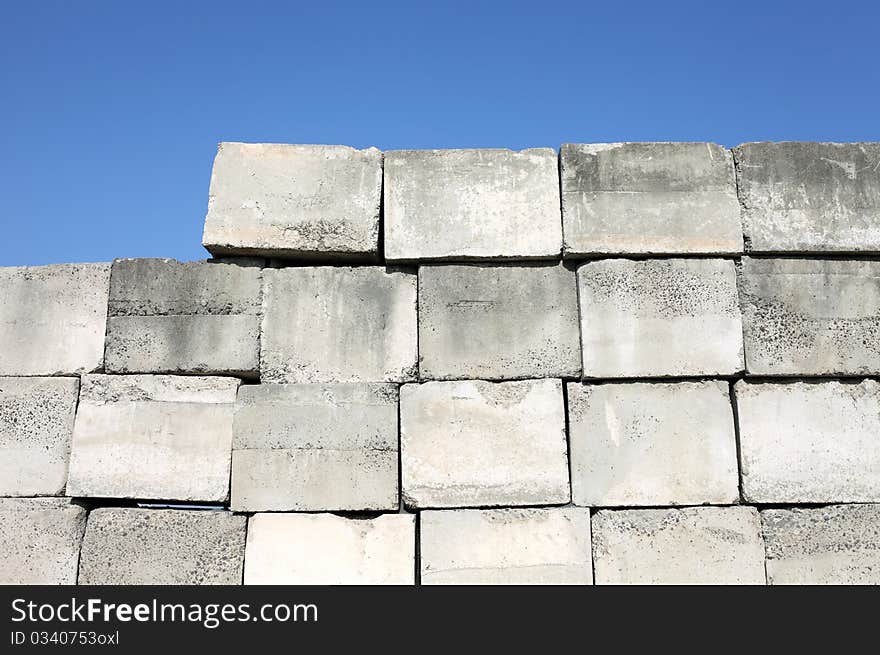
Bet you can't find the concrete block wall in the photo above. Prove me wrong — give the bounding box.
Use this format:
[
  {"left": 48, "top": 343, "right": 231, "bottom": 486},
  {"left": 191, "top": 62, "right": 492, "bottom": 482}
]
[{"left": 1, "top": 141, "right": 879, "bottom": 585}]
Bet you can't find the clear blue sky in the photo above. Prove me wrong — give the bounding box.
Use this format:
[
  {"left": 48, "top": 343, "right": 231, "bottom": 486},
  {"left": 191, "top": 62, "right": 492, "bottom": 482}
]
[{"left": 2, "top": 1, "right": 878, "bottom": 265}]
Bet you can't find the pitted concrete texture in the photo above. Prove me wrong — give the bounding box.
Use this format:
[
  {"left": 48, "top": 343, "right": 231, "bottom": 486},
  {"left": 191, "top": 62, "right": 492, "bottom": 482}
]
[
  {"left": 420, "top": 508, "right": 592, "bottom": 585},
  {"left": 203, "top": 143, "right": 382, "bottom": 259},
  {"left": 400, "top": 378, "right": 569, "bottom": 508},
  {"left": 0, "top": 377, "right": 78, "bottom": 496},
  {"left": 561, "top": 142, "right": 742, "bottom": 255},
  {"left": 762, "top": 505, "right": 880, "bottom": 585},
  {"left": 244, "top": 513, "right": 415, "bottom": 585},
  {"left": 739, "top": 258, "right": 880, "bottom": 376},
  {"left": 734, "top": 142, "right": 880, "bottom": 253},
  {"left": 592, "top": 506, "right": 766, "bottom": 584},
  {"left": 418, "top": 263, "right": 580, "bottom": 380},
  {"left": 231, "top": 383, "right": 398, "bottom": 511},
  {"left": 736, "top": 380, "right": 880, "bottom": 504},
  {"left": 578, "top": 258, "right": 744, "bottom": 378},
  {"left": 0, "top": 263, "right": 110, "bottom": 376},
  {"left": 261, "top": 266, "right": 418, "bottom": 383},
  {"left": 384, "top": 148, "right": 562, "bottom": 261},
  {"left": 78, "top": 508, "right": 246, "bottom": 585},
  {"left": 0, "top": 498, "right": 86, "bottom": 584},
  {"left": 66, "top": 375, "right": 239, "bottom": 502},
  {"left": 105, "top": 258, "right": 261, "bottom": 377},
  {"left": 567, "top": 381, "right": 739, "bottom": 507}
]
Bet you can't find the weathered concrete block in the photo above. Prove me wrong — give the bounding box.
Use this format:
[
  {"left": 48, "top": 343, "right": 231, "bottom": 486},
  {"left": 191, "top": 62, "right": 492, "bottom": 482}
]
[
  {"left": 261, "top": 266, "right": 418, "bottom": 383},
  {"left": 762, "top": 505, "right": 880, "bottom": 585},
  {"left": 736, "top": 380, "right": 880, "bottom": 503},
  {"left": 78, "top": 508, "right": 246, "bottom": 585},
  {"left": 734, "top": 142, "right": 880, "bottom": 253},
  {"left": 105, "top": 258, "right": 261, "bottom": 377},
  {"left": 231, "top": 383, "right": 398, "bottom": 511},
  {"left": 0, "top": 498, "right": 86, "bottom": 584},
  {"left": 568, "top": 381, "right": 738, "bottom": 507},
  {"left": 578, "top": 258, "right": 744, "bottom": 377},
  {"left": 739, "top": 258, "right": 880, "bottom": 376},
  {"left": 592, "top": 507, "right": 765, "bottom": 584},
  {"left": 203, "top": 143, "right": 382, "bottom": 259},
  {"left": 384, "top": 148, "right": 561, "bottom": 261},
  {"left": 418, "top": 264, "right": 580, "bottom": 380},
  {"left": 244, "top": 513, "right": 415, "bottom": 585},
  {"left": 0, "top": 263, "right": 110, "bottom": 375},
  {"left": 400, "top": 379, "right": 569, "bottom": 508},
  {"left": 561, "top": 142, "right": 742, "bottom": 255},
  {"left": 420, "top": 508, "right": 592, "bottom": 585},
  {"left": 66, "top": 375, "right": 239, "bottom": 502}
]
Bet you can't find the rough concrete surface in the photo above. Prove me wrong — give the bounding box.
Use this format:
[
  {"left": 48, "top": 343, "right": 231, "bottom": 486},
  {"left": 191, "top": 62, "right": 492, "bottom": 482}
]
[
  {"left": 0, "top": 263, "right": 110, "bottom": 376},
  {"left": 567, "top": 381, "right": 739, "bottom": 507},
  {"left": 244, "top": 513, "right": 415, "bottom": 585},
  {"left": 420, "top": 507, "right": 592, "bottom": 585},
  {"left": 384, "top": 148, "right": 562, "bottom": 261},
  {"left": 400, "top": 378, "right": 570, "bottom": 508},
  {"left": 203, "top": 143, "right": 383, "bottom": 259},
  {"left": 418, "top": 263, "right": 580, "bottom": 380},
  {"left": 561, "top": 142, "right": 742, "bottom": 255}
]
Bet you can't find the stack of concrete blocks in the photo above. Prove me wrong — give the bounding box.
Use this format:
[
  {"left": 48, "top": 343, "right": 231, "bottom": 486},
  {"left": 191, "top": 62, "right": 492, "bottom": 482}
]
[{"left": 1, "top": 141, "right": 879, "bottom": 586}]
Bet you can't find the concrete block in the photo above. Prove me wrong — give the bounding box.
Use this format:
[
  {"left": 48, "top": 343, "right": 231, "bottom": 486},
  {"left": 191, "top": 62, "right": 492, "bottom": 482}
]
[
  {"left": 244, "top": 513, "right": 415, "bottom": 585},
  {"left": 561, "top": 142, "right": 742, "bottom": 255},
  {"left": 734, "top": 142, "right": 880, "bottom": 252},
  {"left": 78, "top": 508, "right": 246, "bottom": 585},
  {"left": 105, "top": 258, "right": 261, "bottom": 377},
  {"left": 261, "top": 266, "right": 418, "bottom": 383},
  {"left": 231, "top": 383, "right": 399, "bottom": 511},
  {"left": 384, "top": 148, "right": 561, "bottom": 261},
  {"left": 420, "top": 508, "right": 592, "bottom": 585},
  {"left": 418, "top": 263, "right": 580, "bottom": 380},
  {"left": 66, "top": 375, "right": 239, "bottom": 502},
  {"left": 567, "top": 381, "right": 739, "bottom": 507},
  {"left": 0, "top": 263, "right": 110, "bottom": 375},
  {"left": 739, "top": 258, "right": 880, "bottom": 376},
  {"left": 400, "top": 378, "right": 569, "bottom": 508},
  {"left": 578, "top": 258, "right": 744, "bottom": 377},
  {"left": 735, "top": 380, "right": 880, "bottom": 503},
  {"left": 0, "top": 498, "right": 86, "bottom": 584},
  {"left": 592, "top": 506, "right": 766, "bottom": 584},
  {"left": 203, "top": 143, "right": 382, "bottom": 259},
  {"left": 762, "top": 505, "right": 880, "bottom": 585},
  {"left": 0, "top": 377, "right": 79, "bottom": 496}
]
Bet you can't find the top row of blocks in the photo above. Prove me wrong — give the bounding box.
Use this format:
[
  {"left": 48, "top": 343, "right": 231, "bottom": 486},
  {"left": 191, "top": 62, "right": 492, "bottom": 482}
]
[{"left": 202, "top": 142, "right": 880, "bottom": 260}]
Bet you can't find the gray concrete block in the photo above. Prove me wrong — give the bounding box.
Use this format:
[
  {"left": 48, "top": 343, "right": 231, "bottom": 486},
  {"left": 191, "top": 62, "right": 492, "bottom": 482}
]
[
  {"left": 244, "top": 513, "right": 415, "bottom": 585},
  {"left": 231, "top": 383, "right": 399, "bottom": 511},
  {"left": 0, "top": 498, "right": 86, "bottom": 584},
  {"left": 384, "top": 148, "right": 562, "bottom": 261},
  {"left": 736, "top": 380, "right": 880, "bottom": 504},
  {"left": 420, "top": 508, "right": 592, "bottom": 585},
  {"left": 0, "top": 263, "right": 110, "bottom": 376},
  {"left": 0, "top": 377, "right": 79, "bottom": 496},
  {"left": 578, "top": 258, "right": 744, "bottom": 377},
  {"left": 66, "top": 375, "right": 239, "bottom": 502},
  {"left": 592, "top": 506, "right": 766, "bottom": 584},
  {"left": 739, "top": 257, "right": 880, "bottom": 376},
  {"left": 561, "top": 142, "right": 742, "bottom": 255},
  {"left": 261, "top": 266, "right": 418, "bottom": 383},
  {"left": 78, "top": 508, "right": 246, "bottom": 585},
  {"left": 400, "top": 378, "right": 569, "bottom": 509},
  {"left": 203, "top": 143, "right": 382, "bottom": 259},
  {"left": 418, "top": 263, "right": 580, "bottom": 380},
  {"left": 762, "top": 505, "right": 880, "bottom": 585},
  {"left": 734, "top": 142, "right": 880, "bottom": 253},
  {"left": 568, "top": 381, "right": 739, "bottom": 507}
]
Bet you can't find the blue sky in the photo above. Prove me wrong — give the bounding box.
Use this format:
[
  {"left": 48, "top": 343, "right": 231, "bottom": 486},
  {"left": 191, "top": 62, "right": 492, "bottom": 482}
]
[{"left": 2, "top": 1, "right": 878, "bottom": 265}]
